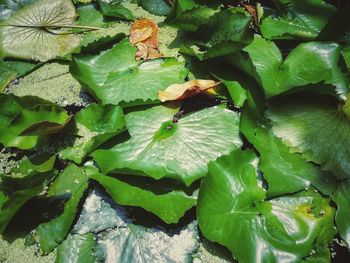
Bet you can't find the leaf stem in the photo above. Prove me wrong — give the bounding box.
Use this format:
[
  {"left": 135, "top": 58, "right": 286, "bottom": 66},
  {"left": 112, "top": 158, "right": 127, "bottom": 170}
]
[{"left": 0, "top": 24, "right": 102, "bottom": 31}]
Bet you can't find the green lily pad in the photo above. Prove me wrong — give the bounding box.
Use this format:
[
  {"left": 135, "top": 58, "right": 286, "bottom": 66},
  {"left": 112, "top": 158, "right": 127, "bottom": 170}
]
[
  {"left": 0, "top": 0, "right": 82, "bottom": 62},
  {"left": 0, "top": 155, "right": 56, "bottom": 233},
  {"left": 267, "top": 93, "right": 350, "bottom": 179},
  {"left": 165, "top": 0, "right": 217, "bottom": 32},
  {"left": 228, "top": 36, "right": 349, "bottom": 98},
  {"left": 35, "top": 165, "right": 90, "bottom": 253},
  {"left": 0, "top": 94, "right": 70, "bottom": 150},
  {"left": 140, "top": 0, "right": 172, "bottom": 16},
  {"left": 182, "top": 8, "right": 253, "bottom": 60},
  {"left": 197, "top": 149, "right": 336, "bottom": 263},
  {"left": 98, "top": 0, "right": 135, "bottom": 20},
  {"left": 92, "top": 105, "right": 242, "bottom": 186},
  {"left": 71, "top": 38, "right": 188, "bottom": 105},
  {"left": 60, "top": 104, "right": 125, "bottom": 164},
  {"left": 89, "top": 171, "right": 196, "bottom": 224},
  {"left": 241, "top": 97, "right": 336, "bottom": 197},
  {"left": 260, "top": 0, "right": 336, "bottom": 40},
  {"left": 332, "top": 179, "right": 350, "bottom": 247},
  {"left": 0, "top": 59, "right": 37, "bottom": 92}
]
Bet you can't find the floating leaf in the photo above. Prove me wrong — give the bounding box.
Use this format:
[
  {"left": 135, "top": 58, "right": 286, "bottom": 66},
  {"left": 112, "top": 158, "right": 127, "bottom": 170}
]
[
  {"left": 197, "top": 149, "right": 336, "bottom": 262},
  {"left": 72, "top": 190, "right": 199, "bottom": 262},
  {"left": 92, "top": 105, "right": 242, "bottom": 186},
  {"left": 89, "top": 171, "right": 196, "bottom": 224},
  {"left": 57, "top": 233, "right": 96, "bottom": 263},
  {"left": 35, "top": 165, "right": 89, "bottom": 253},
  {"left": 60, "top": 104, "right": 126, "bottom": 164},
  {"left": 240, "top": 93, "right": 336, "bottom": 197},
  {"left": 178, "top": 7, "right": 254, "bottom": 60},
  {"left": 228, "top": 36, "right": 349, "bottom": 98},
  {"left": 159, "top": 79, "right": 219, "bottom": 102},
  {"left": 98, "top": 0, "right": 135, "bottom": 20},
  {"left": 332, "top": 179, "right": 350, "bottom": 247},
  {"left": 266, "top": 93, "right": 350, "bottom": 179},
  {"left": 140, "top": 0, "right": 172, "bottom": 16},
  {"left": 165, "top": 0, "right": 217, "bottom": 32},
  {"left": 0, "top": 0, "right": 85, "bottom": 62},
  {"left": 71, "top": 38, "right": 188, "bottom": 105},
  {"left": 260, "top": 0, "right": 336, "bottom": 40},
  {"left": 0, "top": 94, "right": 70, "bottom": 150},
  {"left": 0, "top": 155, "right": 56, "bottom": 233},
  {"left": 0, "top": 59, "right": 37, "bottom": 92}
]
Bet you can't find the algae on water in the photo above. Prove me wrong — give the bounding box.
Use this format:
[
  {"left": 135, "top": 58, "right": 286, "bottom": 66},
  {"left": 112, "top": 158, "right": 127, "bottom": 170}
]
[{"left": 7, "top": 63, "right": 93, "bottom": 107}]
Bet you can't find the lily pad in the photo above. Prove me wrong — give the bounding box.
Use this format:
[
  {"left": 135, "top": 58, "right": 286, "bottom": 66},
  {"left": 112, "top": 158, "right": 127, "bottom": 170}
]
[
  {"left": 59, "top": 103, "right": 125, "bottom": 164},
  {"left": 228, "top": 36, "right": 349, "bottom": 98},
  {"left": 92, "top": 105, "right": 242, "bottom": 186},
  {"left": 0, "top": 0, "right": 82, "bottom": 62},
  {"left": 260, "top": 0, "right": 336, "bottom": 40},
  {"left": 35, "top": 165, "right": 90, "bottom": 253},
  {"left": 332, "top": 179, "right": 350, "bottom": 247},
  {"left": 197, "top": 149, "right": 336, "bottom": 263},
  {"left": 241, "top": 96, "right": 336, "bottom": 197},
  {"left": 89, "top": 171, "right": 196, "bottom": 224},
  {"left": 267, "top": 93, "right": 350, "bottom": 179},
  {"left": 0, "top": 94, "right": 70, "bottom": 150},
  {"left": 71, "top": 38, "right": 188, "bottom": 105},
  {"left": 0, "top": 155, "right": 56, "bottom": 233}
]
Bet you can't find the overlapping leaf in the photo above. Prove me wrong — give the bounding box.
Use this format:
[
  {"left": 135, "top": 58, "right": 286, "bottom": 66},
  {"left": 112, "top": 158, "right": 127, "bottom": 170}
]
[
  {"left": 0, "top": 0, "right": 82, "bottom": 62},
  {"left": 197, "top": 149, "right": 336, "bottom": 263},
  {"left": 260, "top": 0, "right": 336, "bottom": 40},
  {"left": 241, "top": 101, "right": 337, "bottom": 197},
  {"left": 60, "top": 103, "right": 125, "bottom": 164},
  {"left": 228, "top": 36, "right": 349, "bottom": 98},
  {"left": 71, "top": 38, "right": 188, "bottom": 105},
  {"left": 267, "top": 93, "right": 350, "bottom": 179},
  {"left": 92, "top": 105, "right": 242, "bottom": 186},
  {"left": 97, "top": 0, "right": 135, "bottom": 20},
  {"left": 0, "top": 94, "right": 70, "bottom": 150},
  {"left": 35, "top": 164, "right": 89, "bottom": 253},
  {"left": 0, "top": 155, "right": 56, "bottom": 233},
  {"left": 89, "top": 170, "right": 196, "bottom": 224},
  {"left": 332, "top": 180, "right": 350, "bottom": 247}
]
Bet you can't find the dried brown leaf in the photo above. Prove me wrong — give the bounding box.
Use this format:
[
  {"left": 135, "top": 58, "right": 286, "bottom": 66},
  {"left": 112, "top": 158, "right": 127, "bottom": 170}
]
[{"left": 159, "top": 80, "right": 220, "bottom": 102}]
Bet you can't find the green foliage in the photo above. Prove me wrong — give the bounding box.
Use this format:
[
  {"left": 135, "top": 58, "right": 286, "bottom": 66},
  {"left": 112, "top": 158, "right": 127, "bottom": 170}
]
[
  {"left": 0, "top": 0, "right": 82, "bottom": 62},
  {"left": 98, "top": 0, "right": 135, "bottom": 20},
  {"left": 260, "top": 0, "right": 336, "bottom": 40},
  {"left": 228, "top": 36, "right": 349, "bottom": 98},
  {"left": 267, "top": 93, "right": 350, "bottom": 179},
  {"left": 0, "top": 155, "right": 56, "bottom": 233},
  {"left": 35, "top": 164, "right": 89, "bottom": 253},
  {"left": 197, "top": 150, "right": 336, "bottom": 263},
  {"left": 60, "top": 103, "right": 125, "bottom": 164},
  {"left": 140, "top": 0, "right": 172, "bottom": 16},
  {"left": 89, "top": 170, "right": 196, "bottom": 224},
  {"left": 1, "top": 0, "right": 350, "bottom": 261},
  {"left": 333, "top": 180, "right": 350, "bottom": 247},
  {"left": 92, "top": 105, "right": 242, "bottom": 186},
  {"left": 0, "top": 94, "right": 70, "bottom": 150},
  {"left": 0, "top": 60, "right": 37, "bottom": 91},
  {"left": 72, "top": 38, "right": 188, "bottom": 105}
]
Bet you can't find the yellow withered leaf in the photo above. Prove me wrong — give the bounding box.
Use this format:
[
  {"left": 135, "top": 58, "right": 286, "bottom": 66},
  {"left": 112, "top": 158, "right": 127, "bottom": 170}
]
[{"left": 159, "top": 79, "right": 220, "bottom": 102}]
